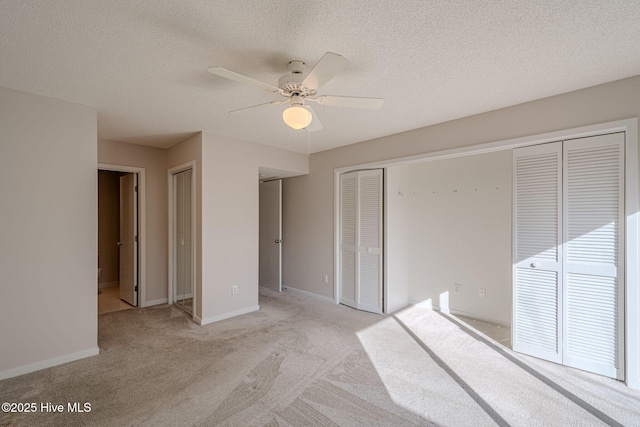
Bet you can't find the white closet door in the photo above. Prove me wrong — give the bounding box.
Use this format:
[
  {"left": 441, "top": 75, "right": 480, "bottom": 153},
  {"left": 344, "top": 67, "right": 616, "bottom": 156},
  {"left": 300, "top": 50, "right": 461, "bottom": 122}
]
[
  {"left": 563, "top": 133, "right": 624, "bottom": 379},
  {"left": 339, "top": 169, "right": 383, "bottom": 314},
  {"left": 356, "top": 170, "right": 383, "bottom": 314},
  {"left": 340, "top": 172, "right": 358, "bottom": 308},
  {"left": 513, "top": 142, "right": 563, "bottom": 363}
]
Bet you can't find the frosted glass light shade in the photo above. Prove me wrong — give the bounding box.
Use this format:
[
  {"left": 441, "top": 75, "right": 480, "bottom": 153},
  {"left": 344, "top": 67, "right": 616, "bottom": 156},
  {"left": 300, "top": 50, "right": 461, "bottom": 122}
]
[{"left": 282, "top": 106, "right": 312, "bottom": 130}]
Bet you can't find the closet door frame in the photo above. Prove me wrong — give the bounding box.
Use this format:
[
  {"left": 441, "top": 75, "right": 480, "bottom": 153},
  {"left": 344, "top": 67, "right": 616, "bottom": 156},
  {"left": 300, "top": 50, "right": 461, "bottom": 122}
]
[
  {"left": 168, "top": 161, "right": 197, "bottom": 316},
  {"left": 333, "top": 118, "right": 638, "bottom": 389},
  {"left": 513, "top": 134, "right": 626, "bottom": 379},
  {"left": 338, "top": 169, "right": 384, "bottom": 314}
]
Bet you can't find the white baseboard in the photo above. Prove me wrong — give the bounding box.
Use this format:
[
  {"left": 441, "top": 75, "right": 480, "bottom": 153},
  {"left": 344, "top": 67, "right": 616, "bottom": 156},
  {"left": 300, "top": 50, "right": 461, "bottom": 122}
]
[
  {"left": 98, "top": 281, "right": 118, "bottom": 289},
  {"left": 0, "top": 347, "right": 100, "bottom": 381},
  {"left": 284, "top": 286, "right": 335, "bottom": 304},
  {"left": 142, "top": 298, "right": 168, "bottom": 307},
  {"left": 198, "top": 305, "right": 260, "bottom": 326},
  {"left": 409, "top": 300, "right": 509, "bottom": 327}
]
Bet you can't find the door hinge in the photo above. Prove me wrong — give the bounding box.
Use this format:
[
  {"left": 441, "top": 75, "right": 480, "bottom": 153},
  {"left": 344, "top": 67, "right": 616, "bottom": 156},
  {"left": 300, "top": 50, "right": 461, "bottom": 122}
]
[
  {"left": 134, "top": 235, "right": 138, "bottom": 242},
  {"left": 134, "top": 286, "right": 138, "bottom": 292},
  {"left": 135, "top": 185, "right": 138, "bottom": 192}
]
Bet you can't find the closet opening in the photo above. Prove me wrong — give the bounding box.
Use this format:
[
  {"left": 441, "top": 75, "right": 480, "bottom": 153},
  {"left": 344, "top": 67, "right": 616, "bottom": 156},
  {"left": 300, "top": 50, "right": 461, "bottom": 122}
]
[{"left": 169, "top": 165, "right": 196, "bottom": 318}]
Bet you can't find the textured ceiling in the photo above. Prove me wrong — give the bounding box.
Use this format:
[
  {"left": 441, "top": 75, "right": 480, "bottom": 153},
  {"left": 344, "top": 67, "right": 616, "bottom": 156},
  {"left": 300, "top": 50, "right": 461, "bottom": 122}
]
[{"left": 2, "top": 1, "right": 640, "bottom": 153}]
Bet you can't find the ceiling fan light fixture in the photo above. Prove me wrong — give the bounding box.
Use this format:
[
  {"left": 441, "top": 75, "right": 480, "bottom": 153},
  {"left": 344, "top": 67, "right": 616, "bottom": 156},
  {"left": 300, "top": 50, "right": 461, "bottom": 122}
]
[{"left": 282, "top": 105, "right": 312, "bottom": 130}]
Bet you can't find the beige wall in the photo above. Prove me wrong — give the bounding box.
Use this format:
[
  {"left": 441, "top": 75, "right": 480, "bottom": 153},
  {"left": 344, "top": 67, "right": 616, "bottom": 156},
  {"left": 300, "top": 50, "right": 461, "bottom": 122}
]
[
  {"left": 282, "top": 170, "right": 335, "bottom": 298},
  {"left": 405, "top": 151, "right": 512, "bottom": 325},
  {"left": 98, "top": 139, "right": 168, "bottom": 304},
  {"left": 98, "top": 170, "right": 120, "bottom": 284},
  {"left": 198, "top": 132, "right": 308, "bottom": 324},
  {"left": 284, "top": 75, "right": 640, "bottom": 302},
  {"left": 385, "top": 165, "right": 411, "bottom": 313},
  {"left": 99, "top": 131, "right": 308, "bottom": 324},
  {"left": 0, "top": 86, "right": 97, "bottom": 378}
]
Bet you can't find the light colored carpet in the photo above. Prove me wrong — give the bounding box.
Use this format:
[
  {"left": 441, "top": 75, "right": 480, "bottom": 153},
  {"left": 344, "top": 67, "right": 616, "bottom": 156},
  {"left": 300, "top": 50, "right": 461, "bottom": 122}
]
[{"left": 1, "top": 288, "right": 639, "bottom": 426}]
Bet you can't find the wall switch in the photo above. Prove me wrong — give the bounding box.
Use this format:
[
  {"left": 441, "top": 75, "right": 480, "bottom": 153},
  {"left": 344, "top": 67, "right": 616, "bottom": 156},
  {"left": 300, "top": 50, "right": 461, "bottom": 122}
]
[
  {"left": 454, "top": 284, "right": 461, "bottom": 294},
  {"left": 232, "top": 285, "right": 238, "bottom": 295},
  {"left": 323, "top": 274, "right": 329, "bottom": 284},
  {"left": 479, "top": 288, "right": 486, "bottom": 298}
]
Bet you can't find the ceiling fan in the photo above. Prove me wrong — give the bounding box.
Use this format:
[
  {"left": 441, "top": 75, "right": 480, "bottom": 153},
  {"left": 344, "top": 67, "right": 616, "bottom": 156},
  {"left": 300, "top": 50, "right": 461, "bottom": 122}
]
[{"left": 207, "top": 52, "right": 383, "bottom": 131}]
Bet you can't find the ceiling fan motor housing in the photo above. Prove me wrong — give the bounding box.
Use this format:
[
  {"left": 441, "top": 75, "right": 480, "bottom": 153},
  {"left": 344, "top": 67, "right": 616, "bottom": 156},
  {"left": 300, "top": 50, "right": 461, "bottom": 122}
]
[{"left": 278, "top": 62, "right": 317, "bottom": 98}]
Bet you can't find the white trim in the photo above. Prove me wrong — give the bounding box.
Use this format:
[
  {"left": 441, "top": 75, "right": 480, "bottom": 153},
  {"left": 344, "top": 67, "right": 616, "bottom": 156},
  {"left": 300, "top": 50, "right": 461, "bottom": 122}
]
[
  {"left": 334, "top": 172, "right": 341, "bottom": 304},
  {"left": 0, "top": 347, "right": 99, "bottom": 381},
  {"left": 333, "top": 118, "right": 639, "bottom": 389},
  {"left": 624, "top": 122, "right": 640, "bottom": 390},
  {"left": 98, "top": 164, "right": 146, "bottom": 307},
  {"left": 168, "top": 161, "right": 197, "bottom": 318},
  {"left": 197, "top": 305, "right": 260, "bottom": 326},
  {"left": 383, "top": 167, "right": 389, "bottom": 314},
  {"left": 144, "top": 298, "right": 168, "bottom": 307},
  {"left": 284, "top": 286, "right": 335, "bottom": 304}
]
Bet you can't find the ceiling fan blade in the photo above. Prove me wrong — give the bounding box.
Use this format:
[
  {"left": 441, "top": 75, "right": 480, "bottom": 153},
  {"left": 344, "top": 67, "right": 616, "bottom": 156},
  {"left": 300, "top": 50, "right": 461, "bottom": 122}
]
[
  {"left": 207, "top": 66, "right": 279, "bottom": 93},
  {"left": 302, "top": 52, "right": 349, "bottom": 91},
  {"left": 306, "top": 106, "right": 323, "bottom": 132},
  {"left": 315, "top": 95, "right": 383, "bottom": 110},
  {"left": 229, "top": 100, "right": 287, "bottom": 114}
]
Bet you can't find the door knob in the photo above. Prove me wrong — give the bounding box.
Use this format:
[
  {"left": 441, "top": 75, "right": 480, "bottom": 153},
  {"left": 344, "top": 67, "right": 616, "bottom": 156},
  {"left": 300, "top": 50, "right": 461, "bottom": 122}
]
[
  {"left": 274, "top": 239, "right": 282, "bottom": 244},
  {"left": 530, "top": 262, "right": 537, "bottom": 268},
  {"left": 117, "top": 241, "right": 123, "bottom": 246}
]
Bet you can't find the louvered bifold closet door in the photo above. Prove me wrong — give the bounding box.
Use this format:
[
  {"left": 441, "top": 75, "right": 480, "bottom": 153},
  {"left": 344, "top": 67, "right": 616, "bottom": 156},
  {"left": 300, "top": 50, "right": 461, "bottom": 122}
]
[
  {"left": 356, "top": 170, "right": 383, "bottom": 314},
  {"left": 340, "top": 172, "right": 358, "bottom": 308},
  {"left": 563, "top": 133, "right": 625, "bottom": 379},
  {"left": 513, "top": 142, "right": 563, "bottom": 363}
]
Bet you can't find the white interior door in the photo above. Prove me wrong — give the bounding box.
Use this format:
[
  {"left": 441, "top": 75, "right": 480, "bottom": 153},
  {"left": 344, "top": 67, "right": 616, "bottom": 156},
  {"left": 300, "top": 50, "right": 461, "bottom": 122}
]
[
  {"left": 513, "top": 142, "right": 563, "bottom": 363},
  {"left": 340, "top": 169, "right": 383, "bottom": 314},
  {"left": 259, "top": 179, "right": 282, "bottom": 292},
  {"left": 513, "top": 133, "right": 625, "bottom": 380},
  {"left": 563, "top": 133, "right": 624, "bottom": 379},
  {"left": 119, "top": 173, "right": 138, "bottom": 306}
]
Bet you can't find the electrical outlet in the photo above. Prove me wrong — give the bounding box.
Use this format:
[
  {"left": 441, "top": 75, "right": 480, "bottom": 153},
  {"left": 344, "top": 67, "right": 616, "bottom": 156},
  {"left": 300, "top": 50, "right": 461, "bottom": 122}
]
[
  {"left": 454, "top": 284, "right": 461, "bottom": 294},
  {"left": 479, "top": 288, "right": 486, "bottom": 298},
  {"left": 232, "top": 285, "right": 238, "bottom": 295},
  {"left": 323, "top": 274, "right": 329, "bottom": 284}
]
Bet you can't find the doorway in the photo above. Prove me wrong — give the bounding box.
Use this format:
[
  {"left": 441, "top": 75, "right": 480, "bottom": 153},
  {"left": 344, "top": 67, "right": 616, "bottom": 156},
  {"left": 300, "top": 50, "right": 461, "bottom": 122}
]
[
  {"left": 259, "top": 179, "right": 282, "bottom": 292},
  {"left": 97, "top": 167, "right": 142, "bottom": 313}
]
